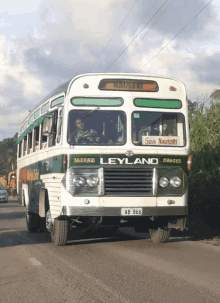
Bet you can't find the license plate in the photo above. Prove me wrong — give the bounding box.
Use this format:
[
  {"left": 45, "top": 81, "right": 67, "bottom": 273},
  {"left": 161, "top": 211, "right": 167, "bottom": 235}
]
[{"left": 121, "top": 208, "right": 143, "bottom": 216}]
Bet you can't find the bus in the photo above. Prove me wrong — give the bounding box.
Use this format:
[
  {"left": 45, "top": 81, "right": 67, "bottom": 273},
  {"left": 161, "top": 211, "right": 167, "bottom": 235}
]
[{"left": 17, "top": 73, "right": 191, "bottom": 245}]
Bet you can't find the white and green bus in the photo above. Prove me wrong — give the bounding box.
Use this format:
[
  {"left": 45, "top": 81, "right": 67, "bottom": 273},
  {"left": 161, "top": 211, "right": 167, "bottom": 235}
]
[{"left": 17, "top": 73, "right": 191, "bottom": 245}]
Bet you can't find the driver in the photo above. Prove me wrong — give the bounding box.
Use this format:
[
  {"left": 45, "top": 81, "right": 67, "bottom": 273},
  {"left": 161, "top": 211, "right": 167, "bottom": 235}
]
[{"left": 71, "top": 118, "right": 97, "bottom": 143}]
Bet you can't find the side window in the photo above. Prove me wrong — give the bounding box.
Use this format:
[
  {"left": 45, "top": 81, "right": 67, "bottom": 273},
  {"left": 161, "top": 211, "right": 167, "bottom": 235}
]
[
  {"left": 48, "top": 110, "right": 58, "bottom": 147},
  {"left": 33, "top": 125, "right": 40, "bottom": 152},
  {"left": 41, "top": 130, "right": 48, "bottom": 150},
  {"left": 51, "top": 96, "right": 64, "bottom": 108},
  {"left": 23, "top": 136, "right": 27, "bottom": 156},
  {"left": 28, "top": 130, "right": 33, "bottom": 154},
  {"left": 57, "top": 109, "right": 63, "bottom": 144},
  {"left": 18, "top": 143, "right": 22, "bottom": 158}
]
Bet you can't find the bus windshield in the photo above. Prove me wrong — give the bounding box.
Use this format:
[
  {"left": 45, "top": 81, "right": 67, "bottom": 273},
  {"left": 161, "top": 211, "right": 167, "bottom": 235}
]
[
  {"left": 68, "top": 110, "right": 126, "bottom": 145},
  {"left": 132, "top": 111, "right": 185, "bottom": 147}
]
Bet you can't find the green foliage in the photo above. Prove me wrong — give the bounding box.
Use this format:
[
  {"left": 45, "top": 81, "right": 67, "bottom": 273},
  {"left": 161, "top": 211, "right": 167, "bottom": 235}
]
[
  {"left": 0, "top": 133, "right": 18, "bottom": 175},
  {"left": 188, "top": 101, "right": 220, "bottom": 231}
]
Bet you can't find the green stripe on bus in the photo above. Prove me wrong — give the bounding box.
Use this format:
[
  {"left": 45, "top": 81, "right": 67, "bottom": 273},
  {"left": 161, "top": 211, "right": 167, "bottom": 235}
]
[{"left": 134, "top": 99, "right": 182, "bottom": 109}]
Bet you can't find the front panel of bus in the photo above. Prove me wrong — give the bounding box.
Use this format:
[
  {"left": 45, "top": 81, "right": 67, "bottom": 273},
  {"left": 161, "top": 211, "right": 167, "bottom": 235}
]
[{"left": 60, "top": 74, "right": 189, "bottom": 218}]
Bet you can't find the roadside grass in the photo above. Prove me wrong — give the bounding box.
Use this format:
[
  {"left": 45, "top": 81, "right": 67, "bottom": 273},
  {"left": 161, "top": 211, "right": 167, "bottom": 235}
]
[{"left": 204, "top": 236, "right": 220, "bottom": 246}]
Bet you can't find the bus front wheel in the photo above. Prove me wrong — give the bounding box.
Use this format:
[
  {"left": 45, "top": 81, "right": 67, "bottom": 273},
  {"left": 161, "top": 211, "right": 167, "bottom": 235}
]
[
  {"left": 51, "top": 218, "right": 68, "bottom": 246},
  {"left": 149, "top": 227, "right": 171, "bottom": 243}
]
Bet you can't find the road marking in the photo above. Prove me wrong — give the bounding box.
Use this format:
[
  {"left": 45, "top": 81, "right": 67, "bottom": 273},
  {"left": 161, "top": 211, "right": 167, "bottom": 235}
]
[
  {"left": 44, "top": 249, "right": 130, "bottom": 303},
  {"left": 29, "top": 258, "right": 42, "bottom": 266}
]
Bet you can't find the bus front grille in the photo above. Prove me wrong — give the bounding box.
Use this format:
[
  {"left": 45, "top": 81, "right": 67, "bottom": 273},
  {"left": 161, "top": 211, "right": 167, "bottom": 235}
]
[{"left": 104, "top": 168, "right": 153, "bottom": 196}]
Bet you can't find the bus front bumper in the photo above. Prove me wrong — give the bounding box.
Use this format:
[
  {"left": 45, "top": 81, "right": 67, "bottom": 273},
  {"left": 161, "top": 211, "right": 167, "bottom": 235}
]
[{"left": 62, "top": 206, "right": 188, "bottom": 217}]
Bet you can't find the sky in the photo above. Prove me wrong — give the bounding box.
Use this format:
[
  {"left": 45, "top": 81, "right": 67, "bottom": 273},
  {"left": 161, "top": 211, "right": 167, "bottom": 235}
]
[{"left": 0, "top": 0, "right": 220, "bottom": 141}]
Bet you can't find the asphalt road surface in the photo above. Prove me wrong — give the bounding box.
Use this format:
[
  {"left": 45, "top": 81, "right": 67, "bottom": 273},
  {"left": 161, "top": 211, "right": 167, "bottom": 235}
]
[{"left": 0, "top": 199, "right": 220, "bottom": 303}]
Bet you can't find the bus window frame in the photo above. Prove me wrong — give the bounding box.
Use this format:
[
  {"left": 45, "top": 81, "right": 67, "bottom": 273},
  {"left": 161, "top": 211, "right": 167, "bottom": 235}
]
[
  {"left": 56, "top": 107, "right": 63, "bottom": 145},
  {"left": 67, "top": 109, "right": 127, "bottom": 146},
  {"left": 33, "top": 124, "right": 41, "bottom": 152},
  {"left": 34, "top": 108, "right": 40, "bottom": 119},
  {"left": 28, "top": 114, "right": 34, "bottom": 125},
  {"left": 41, "top": 101, "right": 49, "bottom": 114},
  {"left": 50, "top": 95, "right": 64, "bottom": 108},
  {"left": 131, "top": 110, "right": 186, "bottom": 148},
  {"left": 23, "top": 136, "right": 28, "bottom": 156},
  {"left": 48, "top": 109, "right": 58, "bottom": 148},
  {"left": 27, "top": 129, "right": 34, "bottom": 154},
  {"left": 41, "top": 126, "right": 49, "bottom": 150}
]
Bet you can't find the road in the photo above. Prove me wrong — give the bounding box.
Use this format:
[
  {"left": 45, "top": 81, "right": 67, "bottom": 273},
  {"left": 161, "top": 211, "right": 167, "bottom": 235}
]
[{"left": 0, "top": 200, "right": 220, "bottom": 303}]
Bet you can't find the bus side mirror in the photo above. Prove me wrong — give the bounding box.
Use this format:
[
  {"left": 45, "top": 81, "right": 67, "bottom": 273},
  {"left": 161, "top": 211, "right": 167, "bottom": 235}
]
[{"left": 42, "top": 116, "right": 53, "bottom": 136}]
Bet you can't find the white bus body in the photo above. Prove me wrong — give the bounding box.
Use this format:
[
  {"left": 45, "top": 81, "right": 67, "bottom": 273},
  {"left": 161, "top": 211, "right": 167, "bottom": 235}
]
[{"left": 17, "top": 73, "right": 191, "bottom": 245}]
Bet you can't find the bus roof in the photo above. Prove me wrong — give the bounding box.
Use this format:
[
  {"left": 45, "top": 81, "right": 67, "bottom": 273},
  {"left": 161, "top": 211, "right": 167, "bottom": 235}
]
[
  {"left": 35, "top": 79, "right": 71, "bottom": 109},
  {"left": 21, "top": 73, "right": 185, "bottom": 130},
  {"left": 33, "top": 73, "right": 185, "bottom": 110}
]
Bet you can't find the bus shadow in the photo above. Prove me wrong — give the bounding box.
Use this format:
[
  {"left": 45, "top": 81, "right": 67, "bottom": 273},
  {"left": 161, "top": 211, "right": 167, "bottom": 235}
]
[
  {"left": 0, "top": 227, "right": 193, "bottom": 249},
  {"left": 67, "top": 229, "right": 144, "bottom": 246},
  {"left": 66, "top": 227, "right": 191, "bottom": 246},
  {"left": 0, "top": 228, "right": 146, "bottom": 248},
  {"left": 0, "top": 229, "right": 51, "bottom": 248}
]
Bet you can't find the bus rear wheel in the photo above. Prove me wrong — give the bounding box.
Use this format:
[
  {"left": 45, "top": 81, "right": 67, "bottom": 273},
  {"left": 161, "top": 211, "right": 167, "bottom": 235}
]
[
  {"left": 51, "top": 218, "right": 68, "bottom": 246},
  {"left": 38, "top": 217, "right": 47, "bottom": 232},
  {"left": 26, "top": 212, "right": 39, "bottom": 233},
  {"left": 149, "top": 227, "right": 171, "bottom": 243}
]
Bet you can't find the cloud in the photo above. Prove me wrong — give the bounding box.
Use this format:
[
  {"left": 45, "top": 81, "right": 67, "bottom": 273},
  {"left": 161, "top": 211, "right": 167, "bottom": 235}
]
[
  {"left": 0, "top": 35, "right": 45, "bottom": 140},
  {"left": 1, "top": 0, "right": 220, "bottom": 141},
  {"left": 0, "top": 110, "right": 29, "bottom": 140},
  {"left": 188, "top": 52, "right": 220, "bottom": 87},
  {"left": 0, "top": 96, "right": 10, "bottom": 106},
  {"left": 0, "top": 19, "right": 11, "bottom": 27},
  {"left": 1, "top": 0, "right": 41, "bottom": 15}
]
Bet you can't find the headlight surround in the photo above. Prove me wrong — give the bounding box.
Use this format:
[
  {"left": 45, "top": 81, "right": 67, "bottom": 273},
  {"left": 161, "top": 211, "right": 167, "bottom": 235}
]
[
  {"left": 157, "top": 167, "right": 187, "bottom": 196},
  {"left": 62, "top": 167, "right": 102, "bottom": 196},
  {"left": 159, "top": 176, "right": 169, "bottom": 188},
  {"left": 86, "top": 175, "right": 99, "bottom": 187},
  {"left": 170, "top": 176, "right": 181, "bottom": 188}
]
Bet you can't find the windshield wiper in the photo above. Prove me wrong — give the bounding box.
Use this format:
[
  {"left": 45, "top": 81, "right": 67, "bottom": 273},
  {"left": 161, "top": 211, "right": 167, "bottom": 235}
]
[{"left": 83, "top": 107, "right": 100, "bottom": 119}]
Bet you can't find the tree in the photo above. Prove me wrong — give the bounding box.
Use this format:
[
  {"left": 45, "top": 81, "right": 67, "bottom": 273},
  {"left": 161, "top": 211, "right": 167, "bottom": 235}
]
[
  {"left": 210, "top": 89, "right": 220, "bottom": 100},
  {"left": 0, "top": 133, "right": 18, "bottom": 175}
]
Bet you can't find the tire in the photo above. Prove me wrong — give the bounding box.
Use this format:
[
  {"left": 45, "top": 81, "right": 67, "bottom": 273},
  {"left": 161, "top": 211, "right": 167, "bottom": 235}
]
[
  {"left": 134, "top": 224, "right": 148, "bottom": 233},
  {"left": 106, "top": 225, "right": 119, "bottom": 236},
  {"left": 38, "top": 217, "right": 47, "bottom": 233},
  {"left": 26, "top": 212, "right": 39, "bottom": 233},
  {"left": 51, "top": 218, "right": 68, "bottom": 246},
  {"left": 149, "top": 227, "right": 171, "bottom": 243}
]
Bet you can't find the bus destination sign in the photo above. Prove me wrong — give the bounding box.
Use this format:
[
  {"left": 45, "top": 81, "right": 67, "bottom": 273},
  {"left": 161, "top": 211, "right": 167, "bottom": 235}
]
[{"left": 99, "top": 79, "right": 158, "bottom": 92}]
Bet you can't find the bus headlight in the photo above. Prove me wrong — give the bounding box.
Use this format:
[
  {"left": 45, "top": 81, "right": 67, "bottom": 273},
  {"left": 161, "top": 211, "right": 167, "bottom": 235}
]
[
  {"left": 86, "top": 175, "right": 99, "bottom": 187},
  {"left": 170, "top": 177, "right": 181, "bottom": 188},
  {"left": 159, "top": 177, "right": 169, "bottom": 188},
  {"left": 73, "top": 176, "right": 86, "bottom": 187}
]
